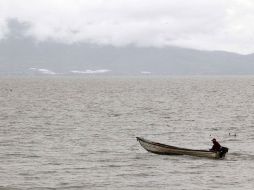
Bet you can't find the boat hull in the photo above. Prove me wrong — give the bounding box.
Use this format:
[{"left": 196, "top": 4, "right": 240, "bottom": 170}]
[{"left": 137, "top": 137, "right": 228, "bottom": 159}]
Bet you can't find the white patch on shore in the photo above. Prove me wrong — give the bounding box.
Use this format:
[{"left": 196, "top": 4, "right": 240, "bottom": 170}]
[
  {"left": 29, "top": 68, "right": 57, "bottom": 75},
  {"left": 141, "top": 71, "right": 151, "bottom": 74},
  {"left": 71, "top": 70, "right": 111, "bottom": 74}
]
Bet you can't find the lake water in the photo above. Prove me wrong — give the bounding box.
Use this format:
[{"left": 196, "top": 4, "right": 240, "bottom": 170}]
[{"left": 0, "top": 76, "right": 254, "bottom": 190}]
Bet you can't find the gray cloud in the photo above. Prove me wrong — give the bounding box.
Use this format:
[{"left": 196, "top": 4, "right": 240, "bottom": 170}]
[{"left": 1, "top": 0, "right": 254, "bottom": 54}]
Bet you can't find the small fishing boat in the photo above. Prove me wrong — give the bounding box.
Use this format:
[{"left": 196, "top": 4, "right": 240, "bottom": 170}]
[{"left": 137, "top": 137, "right": 228, "bottom": 159}]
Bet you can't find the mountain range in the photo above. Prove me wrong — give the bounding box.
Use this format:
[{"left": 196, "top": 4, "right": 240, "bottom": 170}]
[{"left": 1, "top": 20, "right": 254, "bottom": 75}]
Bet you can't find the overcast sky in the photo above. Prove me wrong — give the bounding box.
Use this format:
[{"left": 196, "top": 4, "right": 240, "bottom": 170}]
[{"left": 1, "top": 0, "right": 254, "bottom": 54}]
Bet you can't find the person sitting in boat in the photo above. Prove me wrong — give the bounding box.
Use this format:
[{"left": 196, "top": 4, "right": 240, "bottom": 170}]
[{"left": 210, "top": 138, "right": 221, "bottom": 151}]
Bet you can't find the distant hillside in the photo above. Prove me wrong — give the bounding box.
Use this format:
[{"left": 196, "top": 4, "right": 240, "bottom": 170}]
[{"left": 1, "top": 20, "right": 254, "bottom": 75}]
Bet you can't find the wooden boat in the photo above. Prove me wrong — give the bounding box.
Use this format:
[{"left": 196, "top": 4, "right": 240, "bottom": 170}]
[{"left": 137, "top": 137, "right": 228, "bottom": 159}]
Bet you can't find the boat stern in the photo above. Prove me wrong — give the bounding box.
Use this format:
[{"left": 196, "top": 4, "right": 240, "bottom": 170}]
[{"left": 218, "top": 147, "right": 229, "bottom": 158}]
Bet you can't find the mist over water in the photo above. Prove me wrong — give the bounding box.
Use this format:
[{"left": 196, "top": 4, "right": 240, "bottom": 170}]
[{"left": 0, "top": 76, "right": 254, "bottom": 189}]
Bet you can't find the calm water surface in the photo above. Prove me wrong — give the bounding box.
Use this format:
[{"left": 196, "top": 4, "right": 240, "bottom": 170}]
[{"left": 0, "top": 76, "right": 254, "bottom": 190}]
